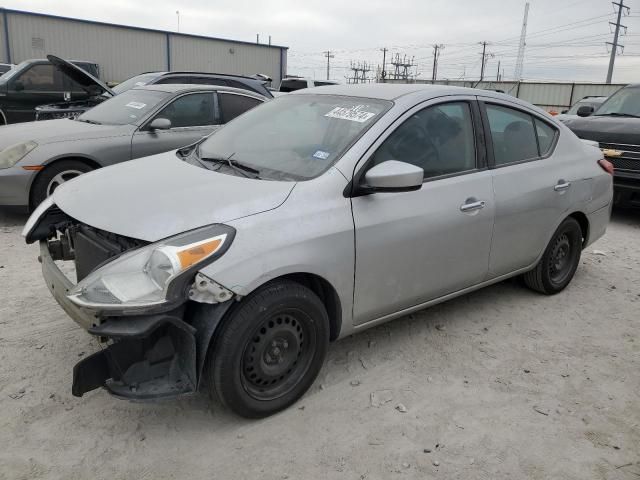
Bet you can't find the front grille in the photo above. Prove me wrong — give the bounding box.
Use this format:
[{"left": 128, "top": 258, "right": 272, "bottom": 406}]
[{"left": 599, "top": 142, "right": 640, "bottom": 172}]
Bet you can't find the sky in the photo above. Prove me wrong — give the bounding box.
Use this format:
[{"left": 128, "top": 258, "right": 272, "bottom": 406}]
[{"left": 3, "top": 0, "right": 640, "bottom": 83}]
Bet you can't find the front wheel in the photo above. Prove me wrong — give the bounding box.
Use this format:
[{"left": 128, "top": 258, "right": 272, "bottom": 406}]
[
  {"left": 208, "top": 280, "right": 329, "bottom": 418},
  {"left": 523, "top": 217, "right": 583, "bottom": 295},
  {"left": 30, "top": 160, "right": 93, "bottom": 209}
]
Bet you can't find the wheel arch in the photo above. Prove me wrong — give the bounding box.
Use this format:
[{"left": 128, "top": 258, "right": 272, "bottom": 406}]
[
  {"left": 0, "top": 108, "right": 7, "bottom": 125},
  {"left": 568, "top": 211, "right": 589, "bottom": 247}
]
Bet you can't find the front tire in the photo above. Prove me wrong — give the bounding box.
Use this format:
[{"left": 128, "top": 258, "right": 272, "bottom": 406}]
[
  {"left": 30, "top": 160, "right": 93, "bottom": 209},
  {"left": 208, "top": 280, "right": 329, "bottom": 418},
  {"left": 523, "top": 217, "right": 583, "bottom": 295}
]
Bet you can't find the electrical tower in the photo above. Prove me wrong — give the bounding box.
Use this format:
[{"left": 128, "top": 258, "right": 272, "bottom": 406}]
[
  {"left": 323, "top": 51, "right": 335, "bottom": 80},
  {"left": 432, "top": 44, "right": 444, "bottom": 83},
  {"left": 606, "top": 0, "right": 630, "bottom": 84},
  {"left": 347, "top": 61, "right": 373, "bottom": 84},
  {"left": 389, "top": 54, "right": 416, "bottom": 82},
  {"left": 514, "top": 2, "right": 529, "bottom": 81}
]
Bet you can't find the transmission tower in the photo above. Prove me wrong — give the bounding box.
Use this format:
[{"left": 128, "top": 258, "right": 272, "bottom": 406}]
[
  {"left": 606, "top": 0, "right": 630, "bottom": 83},
  {"left": 347, "top": 61, "right": 373, "bottom": 84},
  {"left": 514, "top": 2, "right": 529, "bottom": 81},
  {"left": 389, "top": 54, "right": 416, "bottom": 82}
]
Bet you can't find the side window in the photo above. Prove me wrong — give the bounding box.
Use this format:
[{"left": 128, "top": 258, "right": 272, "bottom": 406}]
[
  {"left": 153, "top": 93, "right": 215, "bottom": 128},
  {"left": 369, "top": 102, "right": 476, "bottom": 179},
  {"left": 218, "top": 93, "right": 262, "bottom": 123},
  {"left": 485, "top": 104, "right": 538, "bottom": 165},
  {"left": 14, "top": 64, "right": 62, "bottom": 91},
  {"left": 534, "top": 118, "right": 556, "bottom": 156}
]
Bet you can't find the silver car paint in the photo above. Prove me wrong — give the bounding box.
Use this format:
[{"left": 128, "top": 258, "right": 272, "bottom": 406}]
[
  {"left": 0, "top": 85, "right": 265, "bottom": 206},
  {"left": 30, "top": 84, "right": 613, "bottom": 341}
]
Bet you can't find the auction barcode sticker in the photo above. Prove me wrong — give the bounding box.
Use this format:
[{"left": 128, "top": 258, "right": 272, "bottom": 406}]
[{"left": 325, "top": 105, "right": 376, "bottom": 123}]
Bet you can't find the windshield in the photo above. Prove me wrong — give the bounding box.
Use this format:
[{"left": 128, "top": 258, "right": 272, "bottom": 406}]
[
  {"left": 594, "top": 88, "right": 640, "bottom": 116},
  {"left": 567, "top": 99, "right": 604, "bottom": 115},
  {"left": 112, "top": 72, "right": 163, "bottom": 94},
  {"left": 198, "top": 94, "right": 391, "bottom": 180},
  {"left": 77, "top": 89, "right": 170, "bottom": 125}
]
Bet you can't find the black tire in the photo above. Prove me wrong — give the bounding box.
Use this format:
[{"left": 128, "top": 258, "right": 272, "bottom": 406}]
[
  {"left": 208, "top": 280, "right": 329, "bottom": 418},
  {"left": 523, "top": 217, "right": 583, "bottom": 295},
  {"left": 30, "top": 160, "right": 94, "bottom": 209}
]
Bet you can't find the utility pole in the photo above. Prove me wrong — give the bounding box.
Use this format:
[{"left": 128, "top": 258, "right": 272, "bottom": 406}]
[
  {"left": 479, "top": 41, "right": 493, "bottom": 82},
  {"left": 607, "top": 0, "right": 629, "bottom": 83},
  {"left": 514, "top": 2, "right": 530, "bottom": 81},
  {"left": 496, "top": 60, "right": 501, "bottom": 82},
  {"left": 176, "top": 10, "right": 180, "bottom": 33},
  {"left": 380, "top": 48, "right": 388, "bottom": 82},
  {"left": 432, "top": 44, "right": 444, "bottom": 83},
  {"left": 324, "top": 51, "right": 335, "bottom": 81}
]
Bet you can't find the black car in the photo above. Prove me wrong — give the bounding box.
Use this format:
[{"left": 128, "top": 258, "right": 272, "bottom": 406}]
[
  {"left": 35, "top": 61, "right": 274, "bottom": 121},
  {"left": 0, "top": 57, "right": 101, "bottom": 124},
  {"left": 565, "top": 83, "right": 640, "bottom": 206}
]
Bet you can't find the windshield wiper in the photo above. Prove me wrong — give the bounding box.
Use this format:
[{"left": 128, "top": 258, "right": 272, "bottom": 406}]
[
  {"left": 594, "top": 112, "right": 640, "bottom": 118},
  {"left": 199, "top": 153, "right": 261, "bottom": 179}
]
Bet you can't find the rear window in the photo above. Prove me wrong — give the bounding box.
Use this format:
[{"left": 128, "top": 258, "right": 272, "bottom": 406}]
[{"left": 280, "top": 79, "right": 308, "bottom": 92}]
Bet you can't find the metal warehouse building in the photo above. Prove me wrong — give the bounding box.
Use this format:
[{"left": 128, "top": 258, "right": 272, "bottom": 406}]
[{"left": 0, "top": 8, "right": 288, "bottom": 85}]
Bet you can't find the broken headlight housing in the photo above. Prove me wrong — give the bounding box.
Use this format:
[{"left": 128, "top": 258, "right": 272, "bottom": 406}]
[
  {"left": 0, "top": 141, "right": 38, "bottom": 169},
  {"left": 68, "top": 224, "right": 235, "bottom": 310}
]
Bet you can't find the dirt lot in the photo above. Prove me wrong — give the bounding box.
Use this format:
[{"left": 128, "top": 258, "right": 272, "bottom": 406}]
[{"left": 0, "top": 207, "right": 638, "bottom": 480}]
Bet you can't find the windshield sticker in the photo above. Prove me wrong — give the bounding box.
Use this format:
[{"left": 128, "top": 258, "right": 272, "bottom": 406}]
[
  {"left": 312, "top": 150, "right": 330, "bottom": 160},
  {"left": 125, "top": 101, "right": 146, "bottom": 109},
  {"left": 325, "top": 105, "right": 377, "bottom": 123}
]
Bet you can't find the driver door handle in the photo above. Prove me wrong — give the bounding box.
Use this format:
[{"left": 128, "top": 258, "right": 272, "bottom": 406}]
[
  {"left": 460, "top": 200, "right": 486, "bottom": 212},
  {"left": 554, "top": 180, "right": 571, "bottom": 192}
]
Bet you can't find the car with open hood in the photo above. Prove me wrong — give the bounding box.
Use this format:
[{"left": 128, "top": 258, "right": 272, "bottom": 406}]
[
  {"left": 35, "top": 60, "right": 275, "bottom": 121},
  {"left": 564, "top": 84, "right": 640, "bottom": 206},
  {"left": 0, "top": 84, "right": 265, "bottom": 208},
  {"left": 0, "top": 55, "right": 102, "bottom": 124},
  {"left": 23, "top": 84, "right": 613, "bottom": 418}
]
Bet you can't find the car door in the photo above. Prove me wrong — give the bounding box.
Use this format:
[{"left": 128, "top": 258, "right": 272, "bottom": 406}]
[
  {"left": 130, "top": 91, "right": 219, "bottom": 159},
  {"left": 479, "top": 98, "right": 572, "bottom": 278},
  {"left": 217, "top": 91, "right": 264, "bottom": 123},
  {"left": 351, "top": 97, "right": 495, "bottom": 325},
  {"left": 4, "top": 63, "right": 66, "bottom": 123}
]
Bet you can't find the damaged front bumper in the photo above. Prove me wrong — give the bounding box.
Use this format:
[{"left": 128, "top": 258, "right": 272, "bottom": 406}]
[{"left": 40, "top": 239, "right": 233, "bottom": 400}]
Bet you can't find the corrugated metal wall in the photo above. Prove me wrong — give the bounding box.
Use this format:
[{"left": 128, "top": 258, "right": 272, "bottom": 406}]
[
  {"left": 169, "top": 35, "right": 282, "bottom": 82},
  {"left": 0, "top": 9, "right": 285, "bottom": 85},
  {"left": 386, "top": 79, "right": 625, "bottom": 113}
]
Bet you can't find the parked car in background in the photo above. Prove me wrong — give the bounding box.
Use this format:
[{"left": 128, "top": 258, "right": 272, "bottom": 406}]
[
  {"left": 564, "top": 84, "right": 640, "bottom": 206},
  {"left": 35, "top": 61, "right": 275, "bottom": 120},
  {"left": 0, "top": 63, "right": 15, "bottom": 75},
  {"left": 556, "top": 96, "right": 607, "bottom": 123},
  {"left": 23, "top": 84, "right": 612, "bottom": 418},
  {"left": 279, "top": 76, "right": 339, "bottom": 92},
  {"left": 0, "top": 56, "right": 101, "bottom": 124},
  {"left": 0, "top": 84, "right": 265, "bottom": 208}
]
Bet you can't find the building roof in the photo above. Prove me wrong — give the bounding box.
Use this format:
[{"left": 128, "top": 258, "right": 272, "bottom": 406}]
[{"left": 0, "top": 7, "right": 288, "bottom": 51}]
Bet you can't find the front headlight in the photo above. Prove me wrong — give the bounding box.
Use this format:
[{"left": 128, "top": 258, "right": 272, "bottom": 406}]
[
  {"left": 0, "top": 141, "right": 38, "bottom": 169},
  {"left": 68, "top": 225, "right": 235, "bottom": 310}
]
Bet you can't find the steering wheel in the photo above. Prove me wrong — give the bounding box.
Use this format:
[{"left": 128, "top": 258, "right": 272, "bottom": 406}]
[{"left": 386, "top": 122, "right": 439, "bottom": 170}]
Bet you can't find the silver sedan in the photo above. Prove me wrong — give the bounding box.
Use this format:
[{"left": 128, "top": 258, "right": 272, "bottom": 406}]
[
  {"left": 24, "top": 84, "right": 613, "bottom": 418},
  {"left": 0, "top": 84, "right": 265, "bottom": 208}
]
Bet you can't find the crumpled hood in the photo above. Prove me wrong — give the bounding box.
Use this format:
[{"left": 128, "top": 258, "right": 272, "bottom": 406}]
[
  {"left": 0, "top": 119, "right": 130, "bottom": 149},
  {"left": 53, "top": 152, "right": 296, "bottom": 241},
  {"left": 566, "top": 116, "right": 640, "bottom": 144}
]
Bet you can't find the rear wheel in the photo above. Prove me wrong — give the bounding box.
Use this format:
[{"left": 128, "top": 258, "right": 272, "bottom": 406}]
[
  {"left": 30, "top": 160, "right": 93, "bottom": 208},
  {"left": 523, "top": 217, "right": 583, "bottom": 294},
  {"left": 208, "top": 280, "right": 329, "bottom": 418}
]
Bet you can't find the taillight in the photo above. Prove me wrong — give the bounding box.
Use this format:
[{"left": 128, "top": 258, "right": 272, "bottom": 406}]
[{"left": 598, "top": 158, "right": 614, "bottom": 175}]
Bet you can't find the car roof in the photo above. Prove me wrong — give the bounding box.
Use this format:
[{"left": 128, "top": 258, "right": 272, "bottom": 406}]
[
  {"left": 155, "top": 71, "right": 265, "bottom": 83},
  {"left": 290, "top": 83, "right": 503, "bottom": 101},
  {"left": 133, "top": 83, "right": 266, "bottom": 98}
]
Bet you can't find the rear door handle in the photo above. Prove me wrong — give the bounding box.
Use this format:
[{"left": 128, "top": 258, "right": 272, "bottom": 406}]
[
  {"left": 460, "top": 200, "right": 486, "bottom": 212},
  {"left": 554, "top": 181, "right": 571, "bottom": 192}
]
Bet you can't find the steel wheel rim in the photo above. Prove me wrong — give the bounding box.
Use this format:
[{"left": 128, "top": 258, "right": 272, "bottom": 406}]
[
  {"left": 240, "top": 309, "right": 317, "bottom": 401},
  {"left": 548, "top": 232, "right": 573, "bottom": 284},
  {"left": 46, "top": 169, "right": 83, "bottom": 197}
]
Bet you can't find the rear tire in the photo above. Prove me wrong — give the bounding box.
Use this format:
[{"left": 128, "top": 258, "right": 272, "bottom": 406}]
[
  {"left": 208, "top": 280, "right": 329, "bottom": 418},
  {"left": 30, "top": 160, "right": 93, "bottom": 209},
  {"left": 523, "top": 217, "right": 583, "bottom": 295}
]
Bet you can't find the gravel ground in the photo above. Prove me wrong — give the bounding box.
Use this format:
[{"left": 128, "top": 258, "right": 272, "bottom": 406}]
[{"left": 0, "top": 207, "right": 638, "bottom": 480}]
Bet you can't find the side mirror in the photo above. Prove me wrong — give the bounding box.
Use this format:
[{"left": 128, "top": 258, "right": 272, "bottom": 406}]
[
  {"left": 148, "top": 118, "right": 171, "bottom": 130},
  {"left": 577, "top": 105, "right": 595, "bottom": 117},
  {"left": 12, "top": 80, "right": 24, "bottom": 91},
  {"left": 362, "top": 160, "right": 423, "bottom": 193}
]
